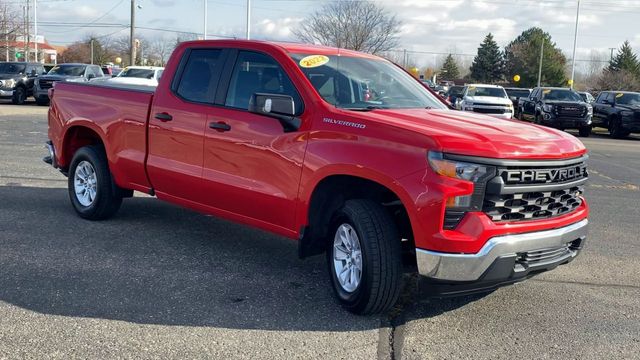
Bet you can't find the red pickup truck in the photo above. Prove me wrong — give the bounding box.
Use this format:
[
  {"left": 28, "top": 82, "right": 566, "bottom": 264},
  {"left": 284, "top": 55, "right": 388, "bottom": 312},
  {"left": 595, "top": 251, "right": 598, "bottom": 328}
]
[{"left": 45, "top": 40, "right": 589, "bottom": 315}]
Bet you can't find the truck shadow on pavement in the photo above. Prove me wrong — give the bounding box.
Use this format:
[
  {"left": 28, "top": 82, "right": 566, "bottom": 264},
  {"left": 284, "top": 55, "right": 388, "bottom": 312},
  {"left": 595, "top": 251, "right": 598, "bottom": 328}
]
[{"left": 0, "top": 185, "right": 480, "bottom": 331}]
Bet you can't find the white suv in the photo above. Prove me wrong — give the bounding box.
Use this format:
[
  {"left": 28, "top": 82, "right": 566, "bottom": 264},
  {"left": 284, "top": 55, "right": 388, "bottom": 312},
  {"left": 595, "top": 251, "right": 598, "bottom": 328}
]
[{"left": 455, "top": 84, "right": 514, "bottom": 119}]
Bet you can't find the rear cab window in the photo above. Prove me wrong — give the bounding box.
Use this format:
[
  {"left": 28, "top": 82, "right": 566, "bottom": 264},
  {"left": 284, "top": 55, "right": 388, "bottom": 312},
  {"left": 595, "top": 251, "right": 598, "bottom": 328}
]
[{"left": 174, "top": 49, "right": 224, "bottom": 104}]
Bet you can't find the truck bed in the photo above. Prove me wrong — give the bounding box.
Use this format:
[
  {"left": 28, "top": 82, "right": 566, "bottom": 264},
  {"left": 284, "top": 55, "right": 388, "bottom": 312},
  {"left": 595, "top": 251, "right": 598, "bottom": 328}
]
[{"left": 49, "top": 81, "right": 154, "bottom": 193}]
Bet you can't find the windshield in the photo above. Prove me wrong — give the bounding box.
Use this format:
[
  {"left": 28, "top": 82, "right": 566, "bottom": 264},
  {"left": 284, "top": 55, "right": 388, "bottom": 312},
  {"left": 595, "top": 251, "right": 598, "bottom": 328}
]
[
  {"left": 505, "top": 89, "right": 530, "bottom": 98},
  {"left": 0, "top": 63, "right": 26, "bottom": 74},
  {"left": 448, "top": 86, "right": 464, "bottom": 96},
  {"left": 615, "top": 93, "right": 640, "bottom": 105},
  {"left": 466, "top": 86, "right": 508, "bottom": 98},
  {"left": 290, "top": 54, "right": 446, "bottom": 110},
  {"left": 49, "top": 65, "right": 86, "bottom": 76},
  {"left": 541, "top": 89, "right": 582, "bottom": 102},
  {"left": 118, "top": 68, "right": 156, "bottom": 79}
]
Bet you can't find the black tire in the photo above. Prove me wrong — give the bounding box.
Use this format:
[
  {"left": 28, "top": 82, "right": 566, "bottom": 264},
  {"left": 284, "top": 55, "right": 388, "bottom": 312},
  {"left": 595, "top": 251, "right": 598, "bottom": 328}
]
[
  {"left": 609, "top": 118, "right": 629, "bottom": 139},
  {"left": 534, "top": 114, "right": 543, "bottom": 125},
  {"left": 326, "top": 199, "right": 402, "bottom": 315},
  {"left": 36, "top": 98, "right": 50, "bottom": 106},
  {"left": 68, "top": 145, "right": 123, "bottom": 220},
  {"left": 578, "top": 126, "right": 591, "bottom": 137},
  {"left": 11, "top": 86, "right": 26, "bottom": 105}
]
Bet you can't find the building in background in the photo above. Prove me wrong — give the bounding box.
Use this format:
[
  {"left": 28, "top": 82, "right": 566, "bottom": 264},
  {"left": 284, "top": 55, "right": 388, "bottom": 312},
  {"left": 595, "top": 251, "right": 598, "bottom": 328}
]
[{"left": 2, "top": 35, "right": 57, "bottom": 63}]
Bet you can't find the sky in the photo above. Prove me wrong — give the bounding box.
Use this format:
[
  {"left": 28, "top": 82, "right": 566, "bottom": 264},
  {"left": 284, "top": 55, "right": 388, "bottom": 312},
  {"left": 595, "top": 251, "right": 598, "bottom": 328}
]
[{"left": 19, "top": 0, "right": 640, "bottom": 72}]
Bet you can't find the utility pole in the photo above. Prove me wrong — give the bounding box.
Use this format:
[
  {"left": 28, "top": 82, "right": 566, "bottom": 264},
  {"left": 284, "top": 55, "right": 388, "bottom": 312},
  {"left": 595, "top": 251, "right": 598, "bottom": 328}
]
[
  {"left": 90, "top": 39, "right": 94, "bottom": 64},
  {"left": 246, "top": 0, "right": 251, "bottom": 40},
  {"left": 130, "top": 0, "right": 136, "bottom": 66},
  {"left": 203, "top": 0, "right": 207, "bottom": 40},
  {"left": 3, "top": 4, "right": 9, "bottom": 61},
  {"left": 537, "top": 38, "right": 544, "bottom": 87},
  {"left": 609, "top": 47, "right": 616, "bottom": 62},
  {"left": 569, "top": 0, "right": 580, "bottom": 89},
  {"left": 34, "top": 0, "right": 37, "bottom": 62}
]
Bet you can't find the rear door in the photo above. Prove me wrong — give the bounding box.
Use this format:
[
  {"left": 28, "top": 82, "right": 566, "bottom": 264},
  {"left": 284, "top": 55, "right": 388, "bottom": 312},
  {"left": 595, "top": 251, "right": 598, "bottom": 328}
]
[
  {"left": 522, "top": 88, "right": 538, "bottom": 120},
  {"left": 593, "top": 92, "right": 609, "bottom": 126},
  {"left": 146, "top": 48, "right": 227, "bottom": 202},
  {"left": 199, "top": 50, "right": 307, "bottom": 232}
]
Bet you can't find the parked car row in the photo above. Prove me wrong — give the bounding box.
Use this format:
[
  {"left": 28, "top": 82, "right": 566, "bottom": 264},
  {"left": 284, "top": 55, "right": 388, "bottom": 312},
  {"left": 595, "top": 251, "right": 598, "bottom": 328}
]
[
  {"left": 0, "top": 61, "right": 164, "bottom": 106},
  {"left": 440, "top": 81, "right": 638, "bottom": 139}
]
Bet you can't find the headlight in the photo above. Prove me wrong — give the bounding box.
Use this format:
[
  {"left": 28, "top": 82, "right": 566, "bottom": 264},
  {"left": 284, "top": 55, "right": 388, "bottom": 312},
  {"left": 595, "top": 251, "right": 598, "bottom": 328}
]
[
  {"left": 428, "top": 151, "right": 489, "bottom": 182},
  {"left": 428, "top": 152, "right": 495, "bottom": 229},
  {"left": 542, "top": 104, "right": 553, "bottom": 112},
  {"left": 586, "top": 105, "right": 593, "bottom": 114},
  {"left": 2, "top": 79, "right": 15, "bottom": 88}
]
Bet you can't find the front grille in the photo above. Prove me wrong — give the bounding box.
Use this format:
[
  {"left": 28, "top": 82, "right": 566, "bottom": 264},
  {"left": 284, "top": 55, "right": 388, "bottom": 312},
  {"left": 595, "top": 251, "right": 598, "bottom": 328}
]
[
  {"left": 39, "top": 80, "right": 55, "bottom": 89},
  {"left": 481, "top": 158, "right": 587, "bottom": 223},
  {"left": 484, "top": 186, "right": 583, "bottom": 221},
  {"left": 554, "top": 105, "right": 586, "bottom": 118},
  {"left": 473, "top": 108, "right": 506, "bottom": 114}
]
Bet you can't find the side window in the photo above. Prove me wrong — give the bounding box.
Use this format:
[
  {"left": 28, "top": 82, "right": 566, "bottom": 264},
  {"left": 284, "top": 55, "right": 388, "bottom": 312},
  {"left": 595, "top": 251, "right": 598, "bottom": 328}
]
[
  {"left": 176, "top": 49, "right": 222, "bottom": 103},
  {"left": 25, "top": 65, "right": 34, "bottom": 76},
  {"left": 38, "top": 66, "right": 46, "bottom": 75},
  {"left": 605, "top": 92, "right": 614, "bottom": 103},
  {"left": 94, "top": 66, "right": 104, "bottom": 77},
  {"left": 225, "top": 51, "right": 303, "bottom": 114},
  {"left": 596, "top": 92, "right": 608, "bottom": 103}
]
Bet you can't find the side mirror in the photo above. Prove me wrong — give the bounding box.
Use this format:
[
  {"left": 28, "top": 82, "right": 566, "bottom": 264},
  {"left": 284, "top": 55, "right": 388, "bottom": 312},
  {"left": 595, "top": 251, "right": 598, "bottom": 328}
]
[
  {"left": 87, "top": 73, "right": 96, "bottom": 80},
  {"left": 249, "top": 93, "right": 300, "bottom": 132},
  {"left": 601, "top": 99, "right": 610, "bottom": 105}
]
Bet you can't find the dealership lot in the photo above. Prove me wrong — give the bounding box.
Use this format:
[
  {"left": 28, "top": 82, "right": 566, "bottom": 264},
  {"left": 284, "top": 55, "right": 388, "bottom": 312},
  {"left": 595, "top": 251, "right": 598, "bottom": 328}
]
[{"left": 0, "top": 102, "right": 639, "bottom": 359}]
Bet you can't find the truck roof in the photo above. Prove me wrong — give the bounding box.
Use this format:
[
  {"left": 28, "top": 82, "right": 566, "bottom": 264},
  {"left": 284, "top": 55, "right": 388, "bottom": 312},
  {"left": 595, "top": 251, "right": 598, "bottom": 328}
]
[{"left": 179, "top": 39, "right": 379, "bottom": 59}]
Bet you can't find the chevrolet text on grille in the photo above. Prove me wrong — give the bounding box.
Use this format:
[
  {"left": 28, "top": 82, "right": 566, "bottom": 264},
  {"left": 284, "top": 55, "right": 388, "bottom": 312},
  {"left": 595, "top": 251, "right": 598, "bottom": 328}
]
[{"left": 504, "top": 164, "right": 587, "bottom": 184}]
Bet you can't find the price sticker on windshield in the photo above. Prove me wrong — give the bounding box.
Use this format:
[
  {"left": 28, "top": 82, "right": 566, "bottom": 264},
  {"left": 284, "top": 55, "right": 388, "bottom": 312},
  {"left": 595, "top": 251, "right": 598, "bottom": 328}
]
[
  {"left": 543, "top": 89, "right": 551, "bottom": 94},
  {"left": 616, "top": 93, "right": 624, "bottom": 98},
  {"left": 299, "top": 55, "right": 330, "bottom": 68}
]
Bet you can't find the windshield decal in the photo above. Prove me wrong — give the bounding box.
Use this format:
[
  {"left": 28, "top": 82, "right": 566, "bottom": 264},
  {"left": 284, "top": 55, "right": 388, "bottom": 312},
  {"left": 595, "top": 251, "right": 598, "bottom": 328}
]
[
  {"left": 616, "top": 93, "right": 624, "bottom": 98},
  {"left": 299, "top": 55, "right": 330, "bottom": 68},
  {"left": 323, "top": 117, "right": 366, "bottom": 129}
]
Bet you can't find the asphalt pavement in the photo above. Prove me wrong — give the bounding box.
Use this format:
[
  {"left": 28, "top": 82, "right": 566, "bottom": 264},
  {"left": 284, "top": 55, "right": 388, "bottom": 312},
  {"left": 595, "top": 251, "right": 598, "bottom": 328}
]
[{"left": 0, "top": 100, "right": 638, "bottom": 359}]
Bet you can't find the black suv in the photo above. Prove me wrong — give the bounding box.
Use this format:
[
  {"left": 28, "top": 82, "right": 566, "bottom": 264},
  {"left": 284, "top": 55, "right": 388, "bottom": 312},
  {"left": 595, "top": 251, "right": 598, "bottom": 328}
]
[
  {"left": 0, "top": 62, "right": 48, "bottom": 104},
  {"left": 592, "top": 91, "right": 640, "bottom": 138},
  {"left": 518, "top": 87, "right": 593, "bottom": 137}
]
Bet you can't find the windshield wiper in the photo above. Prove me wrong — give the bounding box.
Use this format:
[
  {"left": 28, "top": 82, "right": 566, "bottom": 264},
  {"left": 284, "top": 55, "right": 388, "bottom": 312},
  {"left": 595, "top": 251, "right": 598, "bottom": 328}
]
[{"left": 342, "top": 105, "right": 389, "bottom": 112}]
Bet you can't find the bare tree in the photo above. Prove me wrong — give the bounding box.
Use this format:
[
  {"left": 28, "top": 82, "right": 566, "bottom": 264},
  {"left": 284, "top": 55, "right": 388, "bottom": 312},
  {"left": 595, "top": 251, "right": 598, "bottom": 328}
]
[
  {"left": 0, "top": 3, "right": 24, "bottom": 61},
  {"left": 292, "top": 1, "right": 402, "bottom": 55}
]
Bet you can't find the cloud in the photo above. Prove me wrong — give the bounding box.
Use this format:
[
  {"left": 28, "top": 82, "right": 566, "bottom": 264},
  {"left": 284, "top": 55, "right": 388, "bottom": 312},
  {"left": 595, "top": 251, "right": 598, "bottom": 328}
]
[
  {"left": 150, "top": 0, "right": 175, "bottom": 7},
  {"left": 254, "top": 17, "right": 304, "bottom": 40}
]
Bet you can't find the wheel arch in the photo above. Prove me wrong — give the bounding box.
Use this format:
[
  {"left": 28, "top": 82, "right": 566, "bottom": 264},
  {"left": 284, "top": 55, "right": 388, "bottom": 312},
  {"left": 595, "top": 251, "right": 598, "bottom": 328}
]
[
  {"left": 298, "top": 171, "right": 417, "bottom": 265},
  {"left": 60, "top": 123, "right": 107, "bottom": 170}
]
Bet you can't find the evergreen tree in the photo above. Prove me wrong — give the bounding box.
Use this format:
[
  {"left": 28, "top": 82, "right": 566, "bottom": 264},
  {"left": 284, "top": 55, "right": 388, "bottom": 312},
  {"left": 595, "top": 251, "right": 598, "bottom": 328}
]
[
  {"left": 608, "top": 40, "right": 640, "bottom": 76},
  {"left": 469, "top": 33, "right": 504, "bottom": 83},
  {"left": 504, "top": 27, "right": 567, "bottom": 87},
  {"left": 440, "top": 54, "right": 460, "bottom": 80}
]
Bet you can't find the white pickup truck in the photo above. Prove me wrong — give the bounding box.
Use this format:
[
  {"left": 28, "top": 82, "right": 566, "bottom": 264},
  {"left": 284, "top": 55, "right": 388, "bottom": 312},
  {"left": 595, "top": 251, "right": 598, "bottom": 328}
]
[{"left": 455, "top": 84, "right": 514, "bottom": 119}]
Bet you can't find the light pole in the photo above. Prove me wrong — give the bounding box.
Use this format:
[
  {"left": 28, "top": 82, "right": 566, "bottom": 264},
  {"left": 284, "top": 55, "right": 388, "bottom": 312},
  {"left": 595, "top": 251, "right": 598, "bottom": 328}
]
[
  {"left": 246, "top": 0, "right": 251, "bottom": 40},
  {"left": 537, "top": 38, "right": 544, "bottom": 87},
  {"left": 130, "top": 0, "right": 136, "bottom": 66},
  {"left": 203, "top": 0, "right": 207, "bottom": 40},
  {"left": 34, "top": 0, "right": 38, "bottom": 62},
  {"left": 569, "top": 0, "right": 580, "bottom": 89}
]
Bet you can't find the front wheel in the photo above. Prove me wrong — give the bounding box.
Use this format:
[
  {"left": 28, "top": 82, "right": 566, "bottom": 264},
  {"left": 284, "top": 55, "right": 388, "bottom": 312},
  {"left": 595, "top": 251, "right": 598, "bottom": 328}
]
[
  {"left": 578, "top": 126, "right": 591, "bottom": 137},
  {"left": 11, "top": 87, "right": 26, "bottom": 105},
  {"left": 327, "top": 199, "right": 402, "bottom": 315},
  {"left": 68, "top": 145, "right": 123, "bottom": 220}
]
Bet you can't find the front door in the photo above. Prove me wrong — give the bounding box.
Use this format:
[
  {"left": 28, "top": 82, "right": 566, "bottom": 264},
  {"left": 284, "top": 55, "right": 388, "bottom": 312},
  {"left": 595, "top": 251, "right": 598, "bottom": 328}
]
[{"left": 200, "top": 50, "right": 307, "bottom": 232}]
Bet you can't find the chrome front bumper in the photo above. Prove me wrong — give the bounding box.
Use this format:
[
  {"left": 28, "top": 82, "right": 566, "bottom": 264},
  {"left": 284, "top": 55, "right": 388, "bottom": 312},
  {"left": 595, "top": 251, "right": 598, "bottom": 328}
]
[
  {"left": 0, "top": 89, "right": 14, "bottom": 97},
  {"left": 416, "top": 219, "right": 588, "bottom": 282}
]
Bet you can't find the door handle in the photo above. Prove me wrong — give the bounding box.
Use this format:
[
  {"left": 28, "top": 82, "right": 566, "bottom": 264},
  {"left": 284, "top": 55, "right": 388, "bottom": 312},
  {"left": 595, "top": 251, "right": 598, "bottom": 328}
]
[
  {"left": 209, "top": 122, "right": 231, "bottom": 132},
  {"left": 154, "top": 112, "right": 173, "bottom": 122}
]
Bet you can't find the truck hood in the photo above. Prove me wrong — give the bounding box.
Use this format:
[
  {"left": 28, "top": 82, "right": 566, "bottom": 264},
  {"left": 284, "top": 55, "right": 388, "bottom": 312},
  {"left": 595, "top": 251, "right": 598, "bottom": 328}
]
[
  {"left": 363, "top": 108, "right": 586, "bottom": 160},
  {"left": 465, "top": 96, "right": 512, "bottom": 106},
  {"left": 38, "top": 75, "right": 84, "bottom": 82},
  {"left": 0, "top": 73, "right": 22, "bottom": 80}
]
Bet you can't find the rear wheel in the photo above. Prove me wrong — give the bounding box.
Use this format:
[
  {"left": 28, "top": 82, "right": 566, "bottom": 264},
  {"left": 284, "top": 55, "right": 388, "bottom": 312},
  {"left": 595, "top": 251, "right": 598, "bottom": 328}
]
[
  {"left": 609, "top": 118, "right": 629, "bottom": 139},
  {"left": 68, "top": 145, "right": 123, "bottom": 220},
  {"left": 11, "top": 86, "right": 26, "bottom": 105},
  {"left": 326, "top": 199, "right": 402, "bottom": 315}
]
